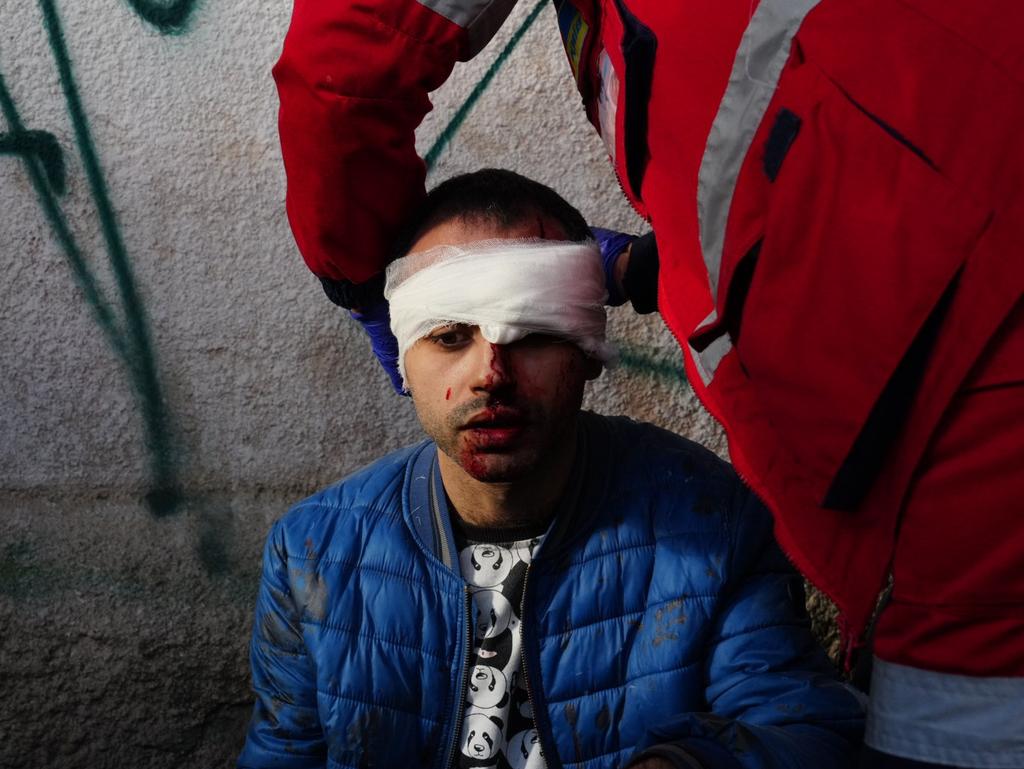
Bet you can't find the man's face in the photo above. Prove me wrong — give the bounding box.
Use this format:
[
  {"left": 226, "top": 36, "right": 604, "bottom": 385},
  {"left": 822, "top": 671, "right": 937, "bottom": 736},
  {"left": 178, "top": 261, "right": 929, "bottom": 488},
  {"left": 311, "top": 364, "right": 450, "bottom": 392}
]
[{"left": 402, "top": 217, "right": 600, "bottom": 483}]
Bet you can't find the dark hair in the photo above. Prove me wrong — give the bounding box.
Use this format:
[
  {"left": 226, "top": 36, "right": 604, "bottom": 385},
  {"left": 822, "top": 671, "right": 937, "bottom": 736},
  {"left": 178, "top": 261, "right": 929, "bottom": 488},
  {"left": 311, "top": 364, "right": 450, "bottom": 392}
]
[{"left": 390, "top": 168, "right": 591, "bottom": 259}]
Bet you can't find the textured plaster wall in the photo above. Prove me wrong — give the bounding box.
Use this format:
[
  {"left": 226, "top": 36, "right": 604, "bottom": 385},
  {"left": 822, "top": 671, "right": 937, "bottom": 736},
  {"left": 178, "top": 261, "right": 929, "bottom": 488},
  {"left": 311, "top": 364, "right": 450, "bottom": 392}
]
[{"left": 0, "top": 2, "right": 760, "bottom": 767}]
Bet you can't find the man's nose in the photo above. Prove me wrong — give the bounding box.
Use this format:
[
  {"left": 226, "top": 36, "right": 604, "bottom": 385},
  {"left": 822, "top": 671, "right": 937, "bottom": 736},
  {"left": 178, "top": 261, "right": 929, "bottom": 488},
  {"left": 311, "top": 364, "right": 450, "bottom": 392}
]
[{"left": 470, "top": 340, "right": 515, "bottom": 393}]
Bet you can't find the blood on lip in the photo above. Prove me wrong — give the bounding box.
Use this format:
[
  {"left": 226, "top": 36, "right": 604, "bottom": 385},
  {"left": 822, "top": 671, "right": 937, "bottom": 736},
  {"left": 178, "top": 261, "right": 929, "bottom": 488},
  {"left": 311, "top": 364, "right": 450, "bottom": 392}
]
[
  {"left": 458, "top": 422, "right": 524, "bottom": 479},
  {"left": 460, "top": 445, "right": 490, "bottom": 479},
  {"left": 463, "top": 406, "right": 525, "bottom": 430}
]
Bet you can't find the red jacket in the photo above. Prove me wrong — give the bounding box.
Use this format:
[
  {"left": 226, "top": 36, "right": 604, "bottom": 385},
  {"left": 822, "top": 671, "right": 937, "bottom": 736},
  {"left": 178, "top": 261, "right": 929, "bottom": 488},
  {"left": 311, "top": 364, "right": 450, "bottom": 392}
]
[{"left": 273, "top": 0, "right": 1024, "bottom": 656}]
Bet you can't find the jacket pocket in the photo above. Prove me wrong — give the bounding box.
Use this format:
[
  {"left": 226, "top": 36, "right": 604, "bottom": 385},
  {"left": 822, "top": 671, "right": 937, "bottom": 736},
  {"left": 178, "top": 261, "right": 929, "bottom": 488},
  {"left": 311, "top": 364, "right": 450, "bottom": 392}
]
[{"left": 731, "top": 65, "right": 992, "bottom": 510}]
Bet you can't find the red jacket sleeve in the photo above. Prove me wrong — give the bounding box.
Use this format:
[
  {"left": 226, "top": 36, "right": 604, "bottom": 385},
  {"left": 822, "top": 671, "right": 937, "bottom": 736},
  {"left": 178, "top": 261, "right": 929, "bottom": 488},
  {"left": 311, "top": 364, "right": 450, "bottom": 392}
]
[{"left": 273, "top": 0, "right": 515, "bottom": 286}]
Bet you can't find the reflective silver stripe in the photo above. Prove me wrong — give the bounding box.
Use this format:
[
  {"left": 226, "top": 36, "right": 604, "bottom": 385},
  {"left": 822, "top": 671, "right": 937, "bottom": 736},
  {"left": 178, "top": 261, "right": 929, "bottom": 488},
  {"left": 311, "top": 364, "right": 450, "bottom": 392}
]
[
  {"left": 416, "top": 0, "right": 519, "bottom": 56},
  {"left": 866, "top": 657, "right": 1024, "bottom": 768},
  {"left": 693, "top": 0, "right": 821, "bottom": 382},
  {"left": 690, "top": 306, "right": 729, "bottom": 387}
]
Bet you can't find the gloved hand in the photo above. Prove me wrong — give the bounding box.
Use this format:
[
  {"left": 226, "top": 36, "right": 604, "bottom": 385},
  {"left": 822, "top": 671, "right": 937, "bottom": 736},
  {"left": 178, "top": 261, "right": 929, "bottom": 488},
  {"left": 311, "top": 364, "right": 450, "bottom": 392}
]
[
  {"left": 349, "top": 300, "right": 405, "bottom": 395},
  {"left": 591, "top": 226, "right": 635, "bottom": 306},
  {"left": 592, "top": 228, "right": 660, "bottom": 315}
]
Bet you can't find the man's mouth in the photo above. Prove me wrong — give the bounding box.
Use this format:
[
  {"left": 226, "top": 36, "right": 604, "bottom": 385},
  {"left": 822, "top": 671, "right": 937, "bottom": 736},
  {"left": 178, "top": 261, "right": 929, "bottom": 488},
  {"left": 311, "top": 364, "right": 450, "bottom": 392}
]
[
  {"left": 462, "top": 407, "right": 528, "bottom": 430},
  {"left": 460, "top": 407, "right": 529, "bottom": 448}
]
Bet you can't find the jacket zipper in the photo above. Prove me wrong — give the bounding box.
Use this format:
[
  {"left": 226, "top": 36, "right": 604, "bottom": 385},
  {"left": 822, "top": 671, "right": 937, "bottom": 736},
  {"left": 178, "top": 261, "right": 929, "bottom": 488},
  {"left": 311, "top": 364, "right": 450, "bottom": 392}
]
[
  {"left": 443, "top": 586, "right": 472, "bottom": 769},
  {"left": 518, "top": 565, "right": 549, "bottom": 765},
  {"left": 615, "top": 168, "right": 649, "bottom": 221}
]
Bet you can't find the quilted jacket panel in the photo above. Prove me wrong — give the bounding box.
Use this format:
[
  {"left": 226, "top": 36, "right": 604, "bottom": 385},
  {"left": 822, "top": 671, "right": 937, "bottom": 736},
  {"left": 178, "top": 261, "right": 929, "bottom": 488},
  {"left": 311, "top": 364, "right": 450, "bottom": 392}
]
[{"left": 239, "top": 414, "right": 864, "bottom": 769}]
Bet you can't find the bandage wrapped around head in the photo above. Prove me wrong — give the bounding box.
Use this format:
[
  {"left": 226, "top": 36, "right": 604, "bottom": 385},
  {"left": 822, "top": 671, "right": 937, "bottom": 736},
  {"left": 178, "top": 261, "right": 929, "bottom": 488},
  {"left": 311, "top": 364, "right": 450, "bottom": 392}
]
[{"left": 385, "top": 238, "right": 618, "bottom": 388}]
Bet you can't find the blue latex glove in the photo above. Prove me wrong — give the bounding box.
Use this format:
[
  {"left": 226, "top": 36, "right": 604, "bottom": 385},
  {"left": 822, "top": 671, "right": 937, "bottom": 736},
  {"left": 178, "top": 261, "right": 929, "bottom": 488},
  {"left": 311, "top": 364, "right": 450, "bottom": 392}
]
[
  {"left": 349, "top": 300, "right": 406, "bottom": 395},
  {"left": 590, "top": 226, "right": 635, "bottom": 306}
]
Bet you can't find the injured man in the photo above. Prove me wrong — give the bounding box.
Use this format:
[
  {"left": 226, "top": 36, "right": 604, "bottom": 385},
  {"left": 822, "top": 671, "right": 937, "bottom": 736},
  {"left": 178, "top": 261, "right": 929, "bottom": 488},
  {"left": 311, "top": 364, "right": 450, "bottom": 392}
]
[{"left": 237, "top": 169, "right": 865, "bottom": 769}]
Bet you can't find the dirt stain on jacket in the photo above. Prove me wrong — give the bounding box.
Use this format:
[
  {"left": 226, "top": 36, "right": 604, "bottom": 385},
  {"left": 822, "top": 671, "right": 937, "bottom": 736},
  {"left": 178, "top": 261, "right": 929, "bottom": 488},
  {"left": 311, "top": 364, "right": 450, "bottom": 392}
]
[
  {"left": 564, "top": 702, "right": 584, "bottom": 761},
  {"left": 652, "top": 598, "right": 686, "bottom": 647}
]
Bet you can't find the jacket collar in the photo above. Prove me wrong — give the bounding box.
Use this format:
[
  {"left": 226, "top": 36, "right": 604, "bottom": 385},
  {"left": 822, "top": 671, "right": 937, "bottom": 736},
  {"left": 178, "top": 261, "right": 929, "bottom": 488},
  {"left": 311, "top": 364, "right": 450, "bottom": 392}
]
[{"left": 403, "top": 412, "right": 613, "bottom": 571}]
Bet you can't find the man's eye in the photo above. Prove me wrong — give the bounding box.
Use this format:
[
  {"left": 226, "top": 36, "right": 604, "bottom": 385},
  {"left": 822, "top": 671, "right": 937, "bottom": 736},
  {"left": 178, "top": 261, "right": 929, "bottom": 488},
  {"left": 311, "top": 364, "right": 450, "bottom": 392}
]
[{"left": 428, "top": 326, "right": 471, "bottom": 347}]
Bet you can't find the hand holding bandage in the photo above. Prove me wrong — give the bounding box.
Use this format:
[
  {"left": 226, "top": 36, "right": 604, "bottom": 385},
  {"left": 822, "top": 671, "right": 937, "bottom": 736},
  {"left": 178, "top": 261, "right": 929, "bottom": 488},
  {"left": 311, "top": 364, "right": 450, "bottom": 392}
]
[{"left": 385, "top": 238, "right": 618, "bottom": 390}]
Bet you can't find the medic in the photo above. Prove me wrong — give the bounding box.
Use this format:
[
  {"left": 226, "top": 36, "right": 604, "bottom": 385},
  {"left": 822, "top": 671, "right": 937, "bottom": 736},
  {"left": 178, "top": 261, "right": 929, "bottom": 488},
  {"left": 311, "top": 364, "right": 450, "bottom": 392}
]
[{"left": 271, "top": 1, "right": 1024, "bottom": 766}]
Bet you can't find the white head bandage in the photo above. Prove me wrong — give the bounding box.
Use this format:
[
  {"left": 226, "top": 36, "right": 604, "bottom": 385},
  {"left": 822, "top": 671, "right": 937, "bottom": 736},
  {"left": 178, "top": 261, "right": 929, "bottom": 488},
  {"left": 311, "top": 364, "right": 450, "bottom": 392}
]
[{"left": 385, "top": 238, "right": 617, "bottom": 386}]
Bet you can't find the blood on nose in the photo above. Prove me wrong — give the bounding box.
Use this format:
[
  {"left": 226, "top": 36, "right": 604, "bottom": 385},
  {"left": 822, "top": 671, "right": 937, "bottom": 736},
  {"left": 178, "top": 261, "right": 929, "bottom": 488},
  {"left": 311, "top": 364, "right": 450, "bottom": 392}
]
[
  {"left": 486, "top": 343, "right": 512, "bottom": 386},
  {"left": 473, "top": 342, "right": 515, "bottom": 394}
]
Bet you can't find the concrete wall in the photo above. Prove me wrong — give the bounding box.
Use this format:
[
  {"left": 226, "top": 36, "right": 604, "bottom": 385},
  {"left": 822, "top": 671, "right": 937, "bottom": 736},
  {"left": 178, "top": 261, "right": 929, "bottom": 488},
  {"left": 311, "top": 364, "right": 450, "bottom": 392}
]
[{"left": 1, "top": 2, "right": 747, "bottom": 767}]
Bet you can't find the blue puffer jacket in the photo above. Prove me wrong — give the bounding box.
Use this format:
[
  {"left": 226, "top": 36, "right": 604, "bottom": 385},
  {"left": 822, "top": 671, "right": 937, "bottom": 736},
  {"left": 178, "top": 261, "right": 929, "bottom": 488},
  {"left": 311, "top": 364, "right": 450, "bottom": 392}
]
[{"left": 238, "top": 414, "right": 864, "bottom": 769}]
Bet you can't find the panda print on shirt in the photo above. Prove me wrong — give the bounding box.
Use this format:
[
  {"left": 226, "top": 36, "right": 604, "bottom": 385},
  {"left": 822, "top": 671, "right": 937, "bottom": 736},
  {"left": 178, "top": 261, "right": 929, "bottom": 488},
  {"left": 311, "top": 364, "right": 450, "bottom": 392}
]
[
  {"left": 463, "top": 713, "right": 506, "bottom": 762},
  {"left": 507, "top": 729, "right": 545, "bottom": 769},
  {"left": 460, "top": 544, "right": 517, "bottom": 587},
  {"left": 456, "top": 533, "right": 546, "bottom": 769},
  {"left": 468, "top": 665, "right": 509, "bottom": 709}
]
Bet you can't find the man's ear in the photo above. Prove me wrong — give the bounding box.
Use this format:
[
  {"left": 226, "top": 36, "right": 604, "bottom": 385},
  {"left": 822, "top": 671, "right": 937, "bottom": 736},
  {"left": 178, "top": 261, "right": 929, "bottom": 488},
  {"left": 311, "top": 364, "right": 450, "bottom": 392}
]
[{"left": 583, "top": 357, "right": 603, "bottom": 381}]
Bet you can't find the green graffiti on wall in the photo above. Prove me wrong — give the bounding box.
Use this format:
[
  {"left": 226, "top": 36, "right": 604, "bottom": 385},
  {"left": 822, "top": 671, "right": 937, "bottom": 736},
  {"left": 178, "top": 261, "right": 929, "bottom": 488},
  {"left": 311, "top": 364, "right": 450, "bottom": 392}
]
[
  {"left": 0, "top": 0, "right": 200, "bottom": 515},
  {"left": 1, "top": 0, "right": 683, "bottom": 528},
  {"left": 616, "top": 344, "right": 687, "bottom": 385},
  {"left": 0, "top": 130, "right": 66, "bottom": 194},
  {"left": 124, "top": 0, "right": 201, "bottom": 34},
  {"left": 426, "top": 0, "right": 549, "bottom": 171}
]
